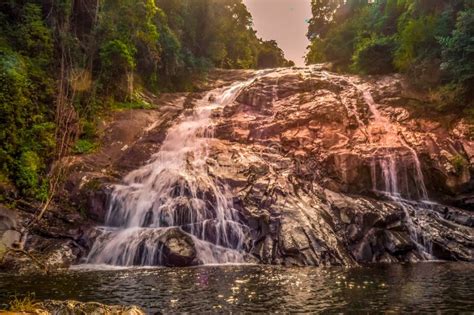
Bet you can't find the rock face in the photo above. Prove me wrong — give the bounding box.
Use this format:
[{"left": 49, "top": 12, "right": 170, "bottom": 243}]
[
  {"left": 204, "top": 66, "right": 473, "bottom": 265},
  {"left": 0, "top": 203, "right": 93, "bottom": 273},
  {"left": 3, "top": 67, "right": 472, "bottom": 271},
  {"left": 203, "top": 66, "right": 472, "bottom": 265},
  {"left": 81, "top": 66, "right": 472, "bottom": 267}
]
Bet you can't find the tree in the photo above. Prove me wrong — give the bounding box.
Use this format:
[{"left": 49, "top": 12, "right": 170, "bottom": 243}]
[
  {"left": 440, "top": 9, "right": 474, "bottom": 87},
  {"left": 257, "top": 40, "right": 287, "bottom": 69}
]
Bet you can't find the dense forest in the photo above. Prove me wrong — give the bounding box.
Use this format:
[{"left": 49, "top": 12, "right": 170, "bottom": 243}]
[
  {"left": 306, "top": 0, "right": 473, "bottom": 115},
  {"left": 0, "top": 0, "right": 291, "bottom": 201}
]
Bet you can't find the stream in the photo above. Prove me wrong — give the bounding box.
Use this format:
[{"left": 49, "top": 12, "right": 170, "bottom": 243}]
[{"left": 0, "top": 263, "right": 473, "bottom": 312}]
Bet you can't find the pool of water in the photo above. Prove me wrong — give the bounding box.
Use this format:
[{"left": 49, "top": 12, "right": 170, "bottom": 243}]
[{"left": 0, "top": 262, "right": 473, "bottom": 313}]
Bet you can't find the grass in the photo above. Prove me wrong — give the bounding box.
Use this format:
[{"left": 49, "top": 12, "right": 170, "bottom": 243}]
[
  {"left": 111, "top": 100, "right": 153, "bottom": 111},
  {"left": 8, "top": 294, "right": 39, "bottom": 312},
  {"left": 451, "top": 154, "right": 468, "bottom": 174},
  {"left": 73, "top": 139, "right": 98, "bottom": 155}
]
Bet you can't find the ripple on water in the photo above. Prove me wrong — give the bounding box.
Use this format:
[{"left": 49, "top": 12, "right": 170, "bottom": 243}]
[{"left": 0, "top": 262, "right": 473, "bottom": 313}]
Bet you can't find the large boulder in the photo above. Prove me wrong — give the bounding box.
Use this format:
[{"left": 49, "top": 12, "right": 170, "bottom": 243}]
[
  {"left": 158, "top": 228, "right": 198, "bottom": 267},
  {"left": 0, "top": 206, "right": 20, "bottom": 260}
]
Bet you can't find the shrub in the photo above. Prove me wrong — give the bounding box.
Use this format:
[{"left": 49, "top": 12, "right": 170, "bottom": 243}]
[
  {"left": 394, "top": 15, "right": 438, "bottom": 71},
  {"left": 73, "top": 139, "right": 97, "bottom": 155},
  {"left": 8, "top": 294, "right": 38, "bottom": 312},
  {"left": 99, "top": 39, "right": 137, "bottom": 92},
  {"left": 451, "top": 154, "right": 468, "bottom": 174},
  {"left": 440, "top": 9, "right": 474, "bottom": 89},
  {"left": 305, "top": 38, "right": 326, "bottom": 65},
  {"left": 100, "top": 40, "right": 136, "bottom": 73},
  {"left": 322, "top": 20, "right": 358, "bottom": 70},
  {"left": 80, "top": 120, "right": 98, "bottom": 140},
  {"left": 111, "top": 100, "right": 153, "bottom": 111},
  {"left": 352, "top": 37, "right": 396, "bottom": 74},
  {"left": 432, "top": 83, "right": 467, "bottom": 111},
  {"left": 16, "top": 151, "right": 48, "bottom": 200}
]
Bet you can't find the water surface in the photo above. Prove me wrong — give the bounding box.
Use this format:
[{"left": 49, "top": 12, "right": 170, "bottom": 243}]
[{"left": 0, "top": 263, "right": 472, "bottom": 313}]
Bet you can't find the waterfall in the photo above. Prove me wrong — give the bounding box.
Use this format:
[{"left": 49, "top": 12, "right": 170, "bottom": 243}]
[
  {"left": 85, "top": 77, "right": 260, "bottom": 267},
  {"left": 362, "top": 89, "right": 433, "bottom": 259}
]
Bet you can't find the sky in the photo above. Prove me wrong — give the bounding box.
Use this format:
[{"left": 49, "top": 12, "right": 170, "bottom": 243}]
[{"left": 243, "top": 0, "right": 312, "bottom": 66}]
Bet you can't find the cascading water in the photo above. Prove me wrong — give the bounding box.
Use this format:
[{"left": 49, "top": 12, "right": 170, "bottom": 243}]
[
  {"left": 362, "top": 88, "right": 433, "bottom": 258},
  {"left": 85, "top": 77, "right": 261, "bottom": 267},
  {"left": 306, "top": 68, "right": 434, "bottom": 259}
]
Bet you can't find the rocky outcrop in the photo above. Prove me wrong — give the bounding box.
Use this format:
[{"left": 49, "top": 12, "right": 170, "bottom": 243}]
[
  {"left": 158, "top": 228, "right": 198, "bottom": 267},
  {"left": 0, "top": 202, "right": 94, "bottom": 274},
  {"left": 79, "top": 66, "right": 471, "bottom": 266},
  {"left": 206, "top": 66, "right": 473, "bottom": 265},
  {"left": 2, "top": 67, "right": 471, "bottom": 271}
]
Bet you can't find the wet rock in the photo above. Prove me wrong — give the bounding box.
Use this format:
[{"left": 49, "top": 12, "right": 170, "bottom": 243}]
[
  {"left": 0, "top": 230, "right": 21, "bottom": 249},
  {"left": 158, "top": 228, "right": 198, "bottom": 267},
  {"left": 86, "top": 185, "right": 112, "bottom": 223},
  {"left": 0, "top": 207, "right": 20, "bottom": 260},
  {"left": 383, "top": 230, "right": 415, "bottom": 255},
  {"left": 41, "top": 67, "right": 473, "bottom": 269},
  {"left": 351, "top": 236, "right": 374, "bottom": 262},
  {"left": 0, "top": 239, "right": 83, "bottom": 274},
  {"left": 43, "top": 241, "right": 77, "bottom": 270},
  {"left": 214, "top": 67, "right": 472, "bottom": 264}
]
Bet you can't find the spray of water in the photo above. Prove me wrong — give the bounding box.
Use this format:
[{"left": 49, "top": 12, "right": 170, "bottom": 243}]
[{"left": 86, "top": 76, "right": 262, "bottom": 266}]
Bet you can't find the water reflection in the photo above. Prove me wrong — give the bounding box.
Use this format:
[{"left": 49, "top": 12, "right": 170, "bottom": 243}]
[{"left": 0, "top": 263, "right": 473, "bottom": 313}]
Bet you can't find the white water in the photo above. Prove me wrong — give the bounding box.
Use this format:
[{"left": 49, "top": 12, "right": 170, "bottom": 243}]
[
  {"left": 362, "top": 90, "right": 427, "bottom": 198},
  {"left": 316, "top": 69, "right": 435, "bottom": 259},
  {"left": 86, "top": 76, "right": 261, "bottom": 266},
  {"left": 83, "top": 67, "right": 436, "bottom": 267},
  {"left": 361, "top": 88, "right": 433, "bottom": 259}
]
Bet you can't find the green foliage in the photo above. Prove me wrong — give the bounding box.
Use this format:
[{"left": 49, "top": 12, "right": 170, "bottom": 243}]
[
  {"left": 394, "top": 15, "right": 438, "bottom": 71},
  {"left": 440, "top": 9, "right": 474, "bottom": 86},
  {"left": 352, "top": 36, "right": 396, "bottom": 74},
  {"left": 320, "top": 19, "right": 358, "bottom": 70},
  {"left": 0, "top": 2, "right": 55, "bottom": 200},
  {"left": 0, "top": 0, "right": 289, "bottom": 199},
  {"left": 257, "top": 40, "right": 291, "bottom": 68},
  {"left": 80, "top": 120, "right": 98, "bottom": 140},
  {"left": 306, "top": 0, "right": 472, "bottom": 112},
  {"left": 112, "top": 100, "right": 153, "bottom": 111},
  {"left": 14, "top": 3, "right": 54, "bottom": 67},
  {"left": 433, "top": 83, "right": 467, "bottom": 110},
  {"left": 305, "top": 38, "right": 326, "bottom": 64},
  {"left": 100, "top": 40, "right": 136, "bottom": 79},
  {"left": 451, "top": 154, "right": 468, "bottom": 174},
  {"left": 156, "top": 0, "right": 290, "bottom": 71},
  {"left": 73, "top": 139, "right": 98, "bottom": 155},
  {"left": 73, "top": 119, "right": 99, "bottom": 155},
  {"left": 307, "top": 0, "right": 343, "bottom": 39},
  {"left": 99, "top": 39, "right": 136, "bottom": 98},
  {"left": 16, "top": 151, "right": 48, "bottom": 200}
]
